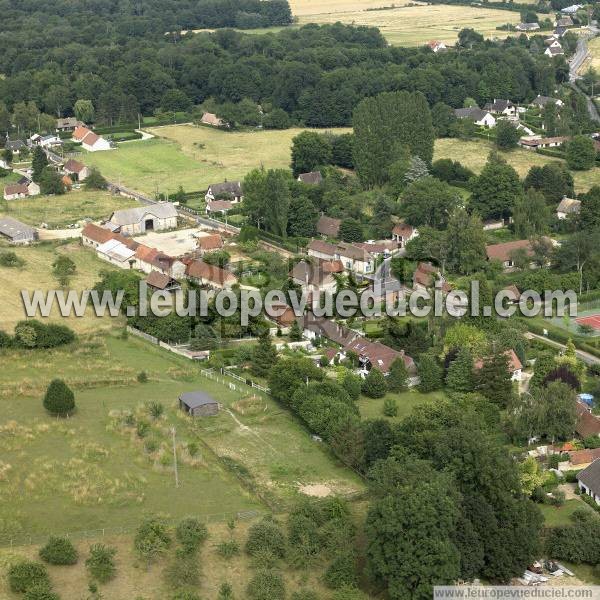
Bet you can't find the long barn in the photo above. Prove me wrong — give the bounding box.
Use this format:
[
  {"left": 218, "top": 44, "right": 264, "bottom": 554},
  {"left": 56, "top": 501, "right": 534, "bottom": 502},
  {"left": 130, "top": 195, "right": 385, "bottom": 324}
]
[{"left": 0, "top": 217, "right": 38, "bottom": 244}]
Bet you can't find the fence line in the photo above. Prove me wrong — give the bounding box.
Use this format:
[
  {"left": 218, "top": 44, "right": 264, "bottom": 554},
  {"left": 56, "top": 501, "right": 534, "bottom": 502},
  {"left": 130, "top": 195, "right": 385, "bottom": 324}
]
[{"left": 0, "top": 510, "right": 265, "bottom": 550}]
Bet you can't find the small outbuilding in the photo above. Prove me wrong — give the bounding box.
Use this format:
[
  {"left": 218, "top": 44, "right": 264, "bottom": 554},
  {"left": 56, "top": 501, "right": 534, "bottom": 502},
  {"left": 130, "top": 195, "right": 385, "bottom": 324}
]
[{"left": 179, "top": 391, "right": 219, "bottom": 417}]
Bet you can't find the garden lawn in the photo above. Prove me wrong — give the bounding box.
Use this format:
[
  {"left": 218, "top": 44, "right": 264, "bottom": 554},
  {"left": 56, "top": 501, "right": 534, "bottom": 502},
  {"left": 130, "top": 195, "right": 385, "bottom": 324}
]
[
  {"left": 0, "top": 242, "right": 121, "bottom": 334},
  {"left": 292, "top": 1, "right": 534, "bottom": 46},
  {"left": 539, "top": 498, "right": 590, "bottom": 527},
  {"left": 358, "top": 389, "right": 446, "bottom": 422},
  {"left": 434, "top": 138, "right": 600, "bottom": 194},
  {"left": 0, "top": 190, "right": 139, "bottom": 228},
  {"left": 83, "top": 125, "right": 350, "bottom": 197}
]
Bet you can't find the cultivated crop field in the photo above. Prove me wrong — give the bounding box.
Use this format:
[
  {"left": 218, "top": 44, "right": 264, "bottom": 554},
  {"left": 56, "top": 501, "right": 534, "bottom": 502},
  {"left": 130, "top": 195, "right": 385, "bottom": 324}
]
[
  {"left": 0, "top": 242, "right": 120, "bottom": 334},
  {"left": 0, "top": 190, "right": 138, "bottom": 229},
  {"left": 0, "top": 334, "right": 363, "bottom": 542},
  {"left": 434, "top": 138, "right": 600, "bottom": 193},
  {"left": 83, "top": 126, "right": 350, "bottom": 197},
  {"left": 290, "top": 0, "right": 530, "bottom": 46}
]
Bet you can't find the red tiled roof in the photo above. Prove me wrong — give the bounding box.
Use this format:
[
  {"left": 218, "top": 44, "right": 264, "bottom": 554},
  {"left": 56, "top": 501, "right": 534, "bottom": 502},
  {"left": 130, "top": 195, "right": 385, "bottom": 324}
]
[
  {"left": 82, "top": 131, "right": 100, "bottom": 146},
  {"left": 72, "top": 126, "right": 93, "bottom": 142},
  {"left": 307, "top": 239, "right": 337, "bottom": 256},
  {"left": 486, "top": 239, "right": 532, "bottom": 262},
  {"left": 198, "top": 234, "right": 223, "bottom": 251},
  {"left": 64, "top": 159, "right": 85, "bottom": 173},
  {"left": 568, "top": 448, "right": 600, "bottom": 466},
  {"left": 81, "top": 223, "right": 116, "bottom": 244},
  {"left": 316, "top": 215, "right": 341, "bottom": 237},
  {"left": 474, "top": 349, "right": 522, "bottom": 373},
  {"left": 185, "top": 260, "right": 235, "bottom": 286},
  {"left": 576, "top": 401, "right": 600, "bottom": 438},
  {"left": 4, "top": 183, "right": 29, "bottom": 196}
]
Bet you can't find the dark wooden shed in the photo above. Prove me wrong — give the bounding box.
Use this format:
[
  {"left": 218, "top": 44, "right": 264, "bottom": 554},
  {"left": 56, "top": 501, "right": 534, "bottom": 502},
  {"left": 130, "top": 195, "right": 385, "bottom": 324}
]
[{"left": 179, "top": 391, "right": 219, "bottom": 417}]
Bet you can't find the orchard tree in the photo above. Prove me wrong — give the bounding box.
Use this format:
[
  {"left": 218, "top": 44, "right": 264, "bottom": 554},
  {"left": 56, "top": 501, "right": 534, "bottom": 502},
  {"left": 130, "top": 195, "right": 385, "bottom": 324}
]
[
  {"left": 291, "top": 131, "right": 332, "bottom": 177},
  {"left": 52, "top": 255, "right": 76, "bottom": 287},
  {"left": 84, "top": 168, "right": 107, "bottom": 190},
  {"left": 495, "top": 120, "right": 520, "bottom": 150},
  {"left": 39, "top": 167, "right": 65, "bottom": 195}
]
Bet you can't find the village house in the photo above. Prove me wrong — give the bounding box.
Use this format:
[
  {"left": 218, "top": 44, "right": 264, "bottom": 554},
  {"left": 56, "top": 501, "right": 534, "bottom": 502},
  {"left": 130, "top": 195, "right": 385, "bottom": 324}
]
[
  {"left": 515, "top": 22, "right": 540, "bottom": 31},
  {"left": 545, "top": 37, "right": 563, "bottom": 49},
  {"left": 545, "top": 45, "right": 565, "bottom": 57},
  {"left": 3, "top": 183, "right": 29, "bottom": 201},
  {"left": 576, "top": 400, "right": 600, "bottom": 439},
  {"left": 200, "top": 112, "right": 226, "bottom": 127},
  {"left": 72, "top": 126, "right": 112, "bottom": 152},
  {"left": 454, "top": 107, "right": 496, "bottom": 128},
  {"left": 184, "top": 259, "right": 236, "bottom": 290},
  {"left": 427, "top": 40, "right": 447, "bottom": 53},
  {"left": 0, "top": 216, "right": 38, "bottom": 244},
  {"left": 561, "top": 4, "right": 582, "bottom": 14},
  {"left": 316, "top": 215, "right": 342, "bottom": 238},
  {"left": 63, "top": 159, "right": 90, "bottom": 181},
  {"left": 205, "top": 200, "right": 234, "bottom": 215},
  {"left": 511, "top": 121, "right": 536, "bottom": 137},
  {"left": 297, "top": 171, "right": 323, "bottom": 185},
  {"left": 413, "top": 262, "right": 450, "bottom": 293},
  {"left": 5, "top": 139, "right": 26, "bottom": 155},
  {"left": 96, "top": 238, "right": 137, "bottom": 269},
  {"left": 109, "top": 203, "right": 178, "bottom": 235},
  {"left": 475, "top": 349, "right": 523, "bottom": 382},
  {"left": 561, "top": 448, "right": 600, "bottom": 471},
  {"left": 205, "top": 181, "right": 243, "bottom": 203},
  {"left": 485, "top": 239, "right": 542, "bottom": 271},
  {"left": 56, "top": 117, "right": 84, "bottom": 133},
  {"left": 483, "top": 99, "right": 517, "bottom": 117},
  {"left": 556, "top": 15, "right": 574, "bottom": 27},
  {"left": 391, "top": 223, "right": 418, "bottom": 248},
  {"left": 81, "top": 223, "right": 121, "bottom": 248},
  {"left": 577, "top": 459, "right": 600, "bottom": 504},
  {"left": 554, "top": 25, "right": 568, "bottom": 38},
  {"left": 306, "top": 240, "right": 375, "bottom": 275},
  {"left": 354, "top": 240, "right": 396, "bottom": 258},
  {"left": 307, "top": 239, "right": 337, "bottom": 261},
  {"left": 30, "top": 134, "right": 62, "bottom": 148},
  {"left": 145, "top": 270, "right": 181, "bottom": 293},
  {"left": 197, "top": 233, "right": 224, "bottom": 255},
  {"left": 556, "top": 196, "right": 581, "bottom": 219},
  {"left": 531, "top": 95, "right": 564, "bottom": 109},
  {"left": 290, "top": 259, "right": 340, "bottom": 299},
  {"left": 519, "top": 136, "right": 567, "bottom": 150}
]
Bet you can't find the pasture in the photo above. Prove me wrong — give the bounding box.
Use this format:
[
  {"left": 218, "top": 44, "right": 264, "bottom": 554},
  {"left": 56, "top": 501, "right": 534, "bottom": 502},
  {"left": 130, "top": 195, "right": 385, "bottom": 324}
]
[
  {"left": 83, "top": 126, "right": 349, "bottom": 197},
  {"left": 434, "top": 138, "right": 600, "bottom": 193},
  {"left": 291, "top": 0, "right": 530, "bottom": 46},
  {"left": 0, "top": 190, "right": 138, "bottom": 228},
  {"left": 0, "top": 334, "right": 363, "bottom": 542},
  {"left": 358, "top": 389, "right": 446, "bottom": 422},
  {"left": 0, "top": 242, "right": 120, "bottom": 334}
]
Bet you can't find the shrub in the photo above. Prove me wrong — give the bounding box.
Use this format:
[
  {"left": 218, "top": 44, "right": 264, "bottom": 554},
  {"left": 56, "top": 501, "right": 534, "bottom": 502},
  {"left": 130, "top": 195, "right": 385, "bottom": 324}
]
[
  {"left": 138, "top": 371, "right": 149, "bottom": 383},
  {"left": 144, "top": 438, "right": 159, "bottom": 453},
  {"left": 43, "top": 379, "right": 75, "bottom": 417},
  {"left": 361, "top": 368, "right": 387, "bottom": 398},
  {"left": 216, "top": 540, "right": 240, "bottom": 558},
  {"left": 0, "top": 250, "right": 25, "bottom": 268},
  {"left": 136, "top": 420, "right": 150, "bottom": 438},
  {"left": 187, "top": 442, "right": 199, "bottom": 457},
  {"left": 8, "top": 561, "right": 50, "bottom": 593},
  {"left": 134, "top": 517, "right": 171, "bottom": 563},
  {"left": 217, "top": 582, "right": 234, "bottom": 600},
  {"left": 382, "top": 397, "right": 398, "bottom": 417},
  {"left": 164, "top": 552, "right": 200, "bottom": 588},
  {"left": 331, "top": 586, "right": 369, "bottom": 600},
  {"left": 291, "top": 591, "right": 319, "bottom": 600},
  {"left": 176, "top": 517, "right": 208, "bottom": 553},
  {"left": 85, "top": 544, "right": 117, "bottom": 583},
  {"left": 171, "top": 592, "right": 201, "bottom": 600},
  {"left": 245, "top": 518, "right": 286, "bottom": 558},
  {"left": 147, "top": 401, "right": 163, "bottom": 418},
  {"left": 39, "top": 536, "right": 78, "bottom": 565},
  {"left": 24, "top": 586, "right": 60, "bottom": 600},
  {"left": 324, "top": 552, "right": 357, "bottom": 589},
  {"left": 247, "top": 570, "right": 286, "bottom": 600}
]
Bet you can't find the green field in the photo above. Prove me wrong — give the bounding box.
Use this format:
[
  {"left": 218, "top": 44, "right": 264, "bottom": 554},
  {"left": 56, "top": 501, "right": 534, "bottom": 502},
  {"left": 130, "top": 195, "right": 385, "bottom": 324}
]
[
  {"left": 0, "top": 190, "right": 139, "bottom": 228},
  {"left": 290, "top": 0, "right": 532, "bottom": 46},
  {"left": 0, "top": 334, "right": 363, "bottom": 542},
  {"left": 434, "top": 138, "right": 600, "bottom": 194},
  {"left": 539, "top": 498, "right": 589, "bottom": 527},
  {"left": 83, "top": 125, "right": 350, "bottom": 196}
]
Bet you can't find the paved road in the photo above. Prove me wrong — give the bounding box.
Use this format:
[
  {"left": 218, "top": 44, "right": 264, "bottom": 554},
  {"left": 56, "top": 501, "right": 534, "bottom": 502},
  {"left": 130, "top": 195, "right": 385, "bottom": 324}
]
[
  {"left": 569, "top": 27, "right": 600, "bottom": 122},
  {"left": 525, "top": 332, "right": 600, "bottom": 366}
]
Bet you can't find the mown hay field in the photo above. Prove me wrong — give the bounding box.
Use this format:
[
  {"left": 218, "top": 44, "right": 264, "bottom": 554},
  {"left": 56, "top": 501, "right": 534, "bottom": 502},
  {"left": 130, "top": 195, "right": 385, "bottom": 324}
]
[
  {"left": 291, "top": 0, "right": 532, "bottom": 46},
  {"left": 83, "top": 126, "right": 350, "bottom": 196},
  {"left": 434, "top": 138, "right": 600, "bottom": 194},
  {"left": 0, "top": 190, "right": 138, "bottom": 228},
  {"left": 0, "top": 242, "right": 121, "bottom": 334}
]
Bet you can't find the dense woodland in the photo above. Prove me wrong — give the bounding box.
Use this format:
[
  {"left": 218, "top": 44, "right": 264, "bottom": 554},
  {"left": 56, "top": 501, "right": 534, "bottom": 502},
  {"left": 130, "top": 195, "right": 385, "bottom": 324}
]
[{"left": 0, "top": 11, "right": 572, "bottom": 130}]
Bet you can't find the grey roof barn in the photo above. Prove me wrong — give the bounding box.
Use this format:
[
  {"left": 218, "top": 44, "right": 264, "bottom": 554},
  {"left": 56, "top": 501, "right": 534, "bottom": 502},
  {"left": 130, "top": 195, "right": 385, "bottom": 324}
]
[
  {"left": 179, "top": 391, "right": 219, "bottom": 417},
  {"left": 0, "top": 216, "right": 38, "bottom": 244}
]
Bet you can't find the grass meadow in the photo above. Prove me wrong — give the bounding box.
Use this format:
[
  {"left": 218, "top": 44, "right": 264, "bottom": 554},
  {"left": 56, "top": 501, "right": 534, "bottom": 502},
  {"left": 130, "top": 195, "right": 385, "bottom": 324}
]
[
  {"left": 434, "top": 138, "right": 600, "bottom": 194},
  {"left": 0, "top": 242, "right": 119, "bottom": 334},
  {"left": 0, "top": 334, "right": 364, "bottom": 542},
  {"left": 357, "top": 389, "right": 446, "bottom": 422},
  {"left": 83, "top": 126, "right": 350, "bottom": 197},
  {"left": 290, "top": 0, "right": 532, "bottom": 46},
  {"left": 0, "top": 190, "right": 139, "bottom": 229}
]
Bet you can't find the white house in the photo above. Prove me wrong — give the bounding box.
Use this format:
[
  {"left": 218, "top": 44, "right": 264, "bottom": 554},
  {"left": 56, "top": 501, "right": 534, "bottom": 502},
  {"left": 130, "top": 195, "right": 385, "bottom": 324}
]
[
  {"left": 306, "top": 239, "right": 375, "bottom": 276},
  {"left": 454, "top": 107, "right": 496, "bottom": 128},
  {"left": 109, "top": 203, "right": 178, "bottom": 235},
  {"left": 483, "top": 99, "right": 517, "bottom": 117},
  {"left": 545, "top": 45, "right": 565, "bottom": 57},
  {"left": 391, "top": 223, "right": 418, "bottom": 248},
  {"left": 3, "top": 183, "right": 29, "bottom": 201},
  {"left": 427, "top": 40, "right": 447, "bottom": 53},
  {"left": 72, "top": 126, "right": 112, "bottom": 152},
  {"left": 577, "top": 459, "right": 600, "bottom": 505},
  {"left": 205, "top": 181, "right": 243, "bottom": 203},
  {"left": 64, "top": 159, "right": 91, "bottom": 181}
]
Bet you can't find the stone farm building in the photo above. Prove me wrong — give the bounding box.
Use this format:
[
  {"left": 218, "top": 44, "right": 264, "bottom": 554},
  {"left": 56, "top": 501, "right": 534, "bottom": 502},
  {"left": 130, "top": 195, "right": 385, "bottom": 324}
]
[
  {"left": 0, "top": 217, "right": 38, "bottom": 244},
  {"left": 63, "top": 159, "right": 90, "bottom": 181},
  {"left": 179, "top": 391, "right": 219, "bottom": 417},
  {"left": 109, "top": 203, "right": 178, "bottom": 235}
]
